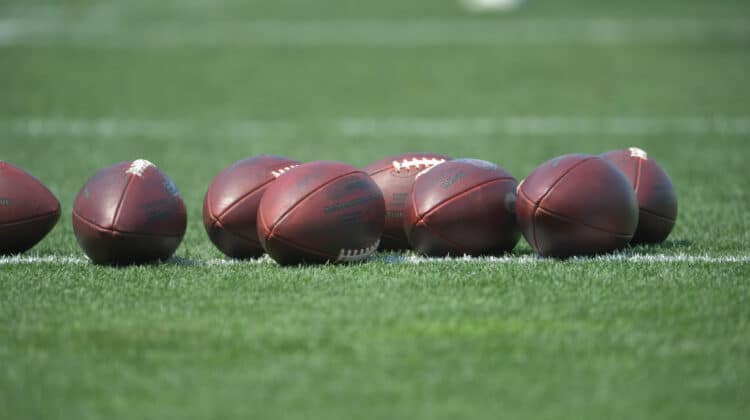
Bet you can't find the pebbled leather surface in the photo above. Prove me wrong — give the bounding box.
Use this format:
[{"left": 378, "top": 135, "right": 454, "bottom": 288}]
[
  {"left": 203, "top": 155, "right": 301, "bottom": 258},
  {"left": 72, "top": 160, "right": 186, "bottom": 265},
  {"left": 517, "top": 154, "right": 638, "bottom": 257},
  {"left": 258, "top": 161, "right": 385, "bottom": 266},
  {"left": 602, "top": 148, "right": 677, "bottom": 244},
  {"left": 0, "top": 161, "right": 61, "bottom": 255},
  {"left": 404, "top": 158, "right": 519, "bottom": 257},
  {"left": 364, "top": 152, "right": 451, "bottom": 251}
]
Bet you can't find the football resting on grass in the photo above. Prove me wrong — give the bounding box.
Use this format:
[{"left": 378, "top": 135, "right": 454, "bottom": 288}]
[
  {"left": 72, "top": 159, "right": 187, "bottom": 265},
  {"left": 404, "top": 158, "right": 520, "bottom": 257},
  {"left": 0, "top": 161, "right": 61, "bottom": 255},
  {"left": 257, "top": 161, "right": 385, "bottom": 266},
  {"left": 204, "top": 154, "right": 300, "bottom": 259},
  {"left": 601, "top": 147, "right": 678, "bottom": 244},
  {"left": 364, "top": 152, "right": 450, "bottom": 251},
  {"left": 515, "top": 154, "right": 639, "bottom": 258}
]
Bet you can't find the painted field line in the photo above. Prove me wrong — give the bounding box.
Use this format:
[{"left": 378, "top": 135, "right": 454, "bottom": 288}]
[
  {"left": 1, "top": 254, "right": 748, "bottom": 266},
  {"left": 0, "top": 18, "right": 749, "bottom": 47},
  {"left": 2, "top": 117, "right": 750, "bottom": 139}
]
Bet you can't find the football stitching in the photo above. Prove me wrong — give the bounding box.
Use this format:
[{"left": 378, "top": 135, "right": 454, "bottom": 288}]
[
  {"left": 271, "top": 164, "right": 299, "bottom": 178},
  {"left": 393, "top": 157, "right": 446, "bottom": 174},
  {"left": 336, "top": 240, "right": 380, "bottom": 262},
  {"left": 125, "top": 159, "right": 154, "bottom": 177}
]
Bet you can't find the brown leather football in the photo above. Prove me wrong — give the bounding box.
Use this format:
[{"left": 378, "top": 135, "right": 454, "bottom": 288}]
[
  {"left": 0, "top": 161, "right": 61, "bottom": 255},
  {"left": 404, "top": 158, "right": 520, "bottom": 257},
  {"left": 72, "top": 159, "right": 187, "bottom": 265},
  {"left": 257, "top": 161, "right": 385, "bottom": 265},
  {"left": 203, "top": 155, "right": 300, "bottom": 259},
  {"left": 364, "top": 152, "right": 451, "bottom": 250},
  {"left": 601, "top": 147, "right": 678, "bottom": 244},
  {"left": 516, "top": 154, "right": 639, "bottom": 258}
]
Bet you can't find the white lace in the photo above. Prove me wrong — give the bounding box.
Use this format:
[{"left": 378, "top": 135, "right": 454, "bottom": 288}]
[
  {"left": 629, "top": 147, "right": 648, "bottom": 159},
  {"left": 336, "top": 240, "right": 380, "bottom": 263},
  {"left": 271, "top": 164, "right": 299, "bottom": 178},
  {"left": 392, "top": 157, "right": 446, "bottom": 174},
  {"left": 125, "top": 159, "right": 154, "bottom": 177}
]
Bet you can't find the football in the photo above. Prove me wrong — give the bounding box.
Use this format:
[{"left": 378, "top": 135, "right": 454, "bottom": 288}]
[
  {"left": 0, "top": 161, "right": 61, "bottom": 255},
  {"left": 72, "top": 159, "right": 187, "bottom": 265},
  {"left": 203, "top": 155, "right": 300, "bottom": 259},
  {"left": 364, "top": 152, "right": 450, "bottom": 250},
  {"left": 601, "top": 147, "right": 678, "bottom": 244},
  {"left": 404, "top": 158, "right": 520, "bottom": 257},
  {"left": 515, "top": 154, "right": 639, "bottom": 258},
  {"left": 257, "top": 161, "right": 385, "bottom": 265}
]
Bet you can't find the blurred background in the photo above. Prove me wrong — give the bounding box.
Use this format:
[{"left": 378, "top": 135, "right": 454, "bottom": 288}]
[{"left": 2, "top": 0, "right": 749, "bottom": 255}]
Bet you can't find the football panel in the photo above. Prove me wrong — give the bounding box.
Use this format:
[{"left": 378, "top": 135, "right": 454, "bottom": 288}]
[
  {"left": 259, "top": 161, "right": 361, "bottom": 230},
  {"left": 206, "top": 155, "right": 300, "bottom": 218},
  {"left": 632, "top": 209, "right": 676, "bottom": 244},
  {"left": 0, "top": 162, "right": 61, "bottom": 224},
  {"left": 73, "top": 213, "right": 183, "bottom": 265},
  {"left": 515, "top": 188, "right": 540, "bottom": 253},
  {"left": 534, "top": 207, "right": 633, "bottom": 258},
  {"left": 422, "top": 179, "right": 520, "bottom": 255},
  {"left": 369, "top": 170, "right": 415, "bottom": 250},
  {"left": 73, "top": 162, "right": 132, "bottom": 230},
  {"left": 636, "top": 159, "right": 678, "bottom": 221},
  {"left": 407, "top": 220, "right": 464, "bottom": 257},
  {"left": 369, "top": 153, "right": 450, "bottom": 250},
  {"left": 412, "top": 159, "right": 513, "bottom": 218},
  {"left": 205, "top": 219, "right": 264, "bottom": 259},
  {"left": 216, "top": 187, "right": 266, "bottom": 242},
  {"left": 519, "top": 154, "right": 592, "bottom": 204},
  {"left": 539, "top": 157, "right": 639, "bottom": 236},
  {"left": 113, "top": 166, "right": 187, "bottom": 236},
  {"left": 262, "top": 235, "right": 332, "bottom": 266},
  {"left": 269, "top": 172, "right": 385, "bottom": 259},
  {"left": 0, "top": 212, "right": 60, "bottom": 255},
  {"left": 600, "top": 149, "right": 640, "bottom": 183}
]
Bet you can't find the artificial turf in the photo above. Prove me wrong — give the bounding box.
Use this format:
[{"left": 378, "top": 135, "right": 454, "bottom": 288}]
[{"left": 1, "top": 1, "right": 749, "bottom": 419}]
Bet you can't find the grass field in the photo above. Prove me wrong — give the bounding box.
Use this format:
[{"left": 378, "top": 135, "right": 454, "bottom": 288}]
[{"left": 2, "top": 1, "right": 750, "bottom": 419}]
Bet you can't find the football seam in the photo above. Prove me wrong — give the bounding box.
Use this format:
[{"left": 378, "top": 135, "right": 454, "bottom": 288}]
[
  {"left": 110, "top": 171, "right": 137, "bottom": 230},
  {"left": 535, "top": 205, "right": 634, "bottom": 237},
  {"left": 418, "top": 177, "right": 516, "bottom": 220},
  {"left": 639, "top": 207, "right": 676, "bottom": 223},
  {"left": 266, "top": 232, "right": 337, "bottom": 260},
  {"left": 517, "top": 187, "right": 540, "bottom": 252},
  {"left": 634, "top": 157, "right": 643, "bottom": 195},
  {"left": 526, "top": 157, "right": 595, "bottom": 251},
  {"left": 211, "top": 177, "right": 275, "bottom": 221},
  {"left": 0, "top": 209, "right": 60, "bottom": 227},
  {"left": 211, "top": 218, "right": 262, "bottom": 245},
  {"left": 266, "top": 170, "right": 362, "bottom": 236},
  {"left": 72, "top": 210, "right": 184, "bottom": 238},
  {"left": 415, "top": 218, "right": 470, "bottom": 254}
]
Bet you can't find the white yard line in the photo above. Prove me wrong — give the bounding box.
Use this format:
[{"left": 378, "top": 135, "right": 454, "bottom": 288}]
[
  {"left": 2, "top": 116, "right": 750, "bottom": 139},
  {"left": 0, "top": 18, "right": 748, "bottom": 47},
  {"left": 1, "top": 254, "right": 748, "bottom": 266}
]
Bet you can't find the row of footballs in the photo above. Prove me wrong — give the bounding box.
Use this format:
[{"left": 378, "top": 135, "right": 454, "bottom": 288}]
[{"left": 0, "top": 147, "right": 676, "bottom": 265}]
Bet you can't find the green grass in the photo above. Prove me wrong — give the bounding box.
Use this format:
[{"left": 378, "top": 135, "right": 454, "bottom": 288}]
[{"left": 1, "top": 1, "right": 749, "bottom": 419}]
